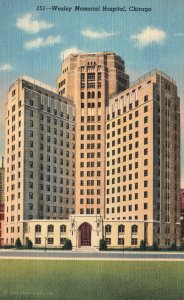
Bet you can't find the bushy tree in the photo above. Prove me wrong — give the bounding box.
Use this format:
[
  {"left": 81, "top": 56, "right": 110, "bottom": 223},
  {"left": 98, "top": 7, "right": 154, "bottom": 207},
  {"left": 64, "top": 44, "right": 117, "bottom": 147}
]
[
  {"left": 27, "top": 239, "right": 33, "bottom": 249},
  {"left": 171, "top": 242, "right": 177, "bottom": 251},
  {"left": 15, "top": 238, "right": 22, "bottom": 249},
  {"left": 99, "top": 239, "right": 107, "bottom": 251},
  {"left": 62, "top": 239, "right": 72, "bottom": 250},
  {"left": 140, "top": 240, "right": 147, "bottom": 251},
  {"left": 151, "top": 241, "right": 159, "bottom": 251},
  {"left": 179, "top": 241, "right": 184, "bottom": 251}
]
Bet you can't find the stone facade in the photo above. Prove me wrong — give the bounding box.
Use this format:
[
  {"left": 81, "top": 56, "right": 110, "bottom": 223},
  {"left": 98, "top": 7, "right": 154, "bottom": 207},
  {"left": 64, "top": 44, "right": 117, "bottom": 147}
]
[
  {"left": 25, "top": 216, "right": 145, "bottom": 249},
  {"left": 106, "top": 70, "right": 180, "bottom": 247},
  {"left": 4, "top": 76, "right": 75, "bottom": 245},
  {"left": 57, "top": 52, "right": 129, "bottom": 217}
]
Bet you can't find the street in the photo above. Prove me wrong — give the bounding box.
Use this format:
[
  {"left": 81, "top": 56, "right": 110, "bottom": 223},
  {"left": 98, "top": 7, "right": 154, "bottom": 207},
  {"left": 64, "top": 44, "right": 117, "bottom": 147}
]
[{"left": 0, "top": 249, "right": 184, "bottom": 260}]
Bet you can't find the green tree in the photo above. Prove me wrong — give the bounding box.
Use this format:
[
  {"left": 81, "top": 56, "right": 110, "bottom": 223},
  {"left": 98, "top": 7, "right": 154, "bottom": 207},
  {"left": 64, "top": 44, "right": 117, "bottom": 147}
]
[
  {"left": 140, "top": 240, "right": 147, "bottom": 251},
  {"left": 15, "top": 238, "right": 22, "bottom": 249},
  {"left": 27, "top": 239, "right": 33, "bottom": 249},
  {"left": 151, "top": 241, "right": 159, "bottom": 251},
  {"left": 62, "top": 239, "right": 72, "bottom": 250},
  {"left": 171, "top": 242, "right": 177, "bottom": 251},
  {"left": 179, "top": 241, "right": 184, "bottom": 251},
  {"left": 99, "top": 239, "right": 107, "bottom": 251}
]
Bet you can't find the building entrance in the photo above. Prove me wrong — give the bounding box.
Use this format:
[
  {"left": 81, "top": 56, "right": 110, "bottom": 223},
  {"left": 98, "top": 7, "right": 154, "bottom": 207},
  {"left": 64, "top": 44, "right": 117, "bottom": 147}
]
[{"left": 78, "top": 222, "right": 92, "bottom": 247}]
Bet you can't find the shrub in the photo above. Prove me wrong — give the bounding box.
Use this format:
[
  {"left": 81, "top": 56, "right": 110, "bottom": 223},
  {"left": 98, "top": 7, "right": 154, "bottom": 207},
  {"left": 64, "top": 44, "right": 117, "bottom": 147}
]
[
  {"left": 27, "top": 239, "right": 33, "bottom": 249},
  {"left": 179, "top": 241, "right": 184, "bottom": 251},
  {"left": 171, "top": 242, "right": 177, "bottom": 251},
  {"left": 15, "top": 238, "right": 22, "bottom": 249},
  {"left": 140, "top": 240, "right": 147, "bottom": 251},
  {"left": 151, "top": 241, "right": 159, "bottom": 251},
  {"left": 99, "top": 239, "right": 107, "bottom": 251},
  {"left": 62, "top": 239, "right": 72, "bottom": 250}
]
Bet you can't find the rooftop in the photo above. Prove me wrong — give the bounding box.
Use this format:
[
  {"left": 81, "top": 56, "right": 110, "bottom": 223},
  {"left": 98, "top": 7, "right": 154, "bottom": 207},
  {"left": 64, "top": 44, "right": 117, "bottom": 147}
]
[{"left": 9, "top": 75, "right": 57, "bottom": 94}]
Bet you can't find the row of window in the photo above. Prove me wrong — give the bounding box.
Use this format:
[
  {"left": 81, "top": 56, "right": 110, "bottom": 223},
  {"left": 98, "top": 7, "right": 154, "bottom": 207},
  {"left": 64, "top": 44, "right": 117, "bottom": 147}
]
[
  {"left": 105, "top": 237, "right": 137, "bottom": 246},
  {"left": 39, "top": 195, "right": 75, "bottom": 204},
  {"left": 106, "top": 203, "right": 148, "bottom": 213},
  {"left": 80, "top": 189, "right": 101, "bottom": 195},
  {"left": 30, "top": 120, "right": 73, "bottom": 131},
  {"left": 106, "top": 170, "right": 148, "bottom": 183},
  {"left": 80, "top": 162, "right": 101, "bottom": 168},
  {"left": 35, "top": 237, "right": 66, "bottom": 245},
  {"left": 106, "top": 113, "right": 149, "bottom": 128},
  {"left": 80, "top": 198, "right": 100, "bottom": 205},
  {"left": 81, "top": 125, "right": 101, "bottom": 130},
  {"left": 80, "top": 208, "right": 101, "bottom": 214},
  {"left": 106, "top": 190, "right": 148, "bottom": 198},
  {"left": 105, "top": 224, "right": 138, "bottom": 234},
  {"left": 81, "top": 72, "right": 101, "bottom": 81},
  {"left": 29, "top": 99, "right": 74, "bottom": 119},
  {"left": 35, "top": 224, "right": 67, "bottom": 233},
  {"left": 107, "top": 98, "right": 149, "bottom": 119},
  {"left": 80, "top": 153, "right": 101, "bottom": 159},
  {"left": 81, "top": 91, "right": 101, "bottom": 99},
  {"left": 81, "top": 116, "right": 101, "bottom": 122}
]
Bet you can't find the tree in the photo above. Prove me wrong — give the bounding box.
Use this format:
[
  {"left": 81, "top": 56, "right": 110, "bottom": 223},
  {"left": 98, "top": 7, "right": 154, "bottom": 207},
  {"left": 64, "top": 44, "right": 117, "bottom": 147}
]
[
  {"left": 25, "top": 237, "right": 33, "bottom": 249},
  {"left": 99, "top": 239, "right": 107, "bottom": 251},
  {"left": 179, "top": 241, "right": 184, "bottom": 251},
  {"left": 151, "top": 241, "right": 159, "bottom": 251},
  {"left": 62, "top": 239, "right": 72, "bottom": 250},
  {"left": 171, "top": 242, "right": 177, "bottom": 251},
  {"left": 15, "top": 238, "right": 22, "bottom": 249},
  {"left": 27, "top": 239, "right": 33, "bottom": 249},
  {"left": 140, "top": 240, "right": 147, "bottom": 251}
]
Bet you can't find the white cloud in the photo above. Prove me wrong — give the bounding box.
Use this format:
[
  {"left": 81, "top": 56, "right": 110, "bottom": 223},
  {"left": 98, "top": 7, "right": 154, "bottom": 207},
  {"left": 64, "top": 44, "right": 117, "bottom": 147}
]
[
  {"left": 60, "top": 47, "right": 85, "bottom": 60},
  {"left": 24, "top": 35, "right": 61, "bottom": 50},
  {"left": 81, "top": 29, "right": 118, "bottom": 39},
  {"left": 0, "top": 64, "right": 13, "bottom": 71},
  {"left": 16, "top": 13, "right": 53, "bottom": 34},
  {"left": 130, "top": 26, "right": 166, "bottom": 47}
]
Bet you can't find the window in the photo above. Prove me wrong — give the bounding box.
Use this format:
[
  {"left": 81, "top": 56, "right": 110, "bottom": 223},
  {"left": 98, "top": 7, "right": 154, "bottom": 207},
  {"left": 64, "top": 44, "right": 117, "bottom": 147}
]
[
  {"left": 60, "top": 238, "right": 66, "bottom": 245},
  {"left": 35, "top": 238, "right": 41, "bottom": 244},
  {"left": 48, "top": 225, "right": 54, "bottom": 233},
  {"left": 131, "top": 238, "right": 137, "bottom": 245},
  {"left": 144, "top": 203, "right": 148, "bottom": 209},
  {"left": 35, "top": 225, "right": 41, "bottom": 233},
  {"left": 60, "top": 225, "right": 66, "bottom": 233},
  {"left": 131, "top": 225, "right": 138, "bottom": 234},
  {"left": 144, "top": 116, "right": 148, "bottom": 123},
  {"left": 118, "top": 225, "right": 125, "bottom": 234},
  {"left": 144, "top": 95, "right": 148, "bottom": 102},
  {"left": 105, "top": 238, "right": 111, "bottom": 245},
  {"left": 105, "top": 225, "right": 111, "bottom": 234},
  {"left": 48, "top": 238, "right": 54, "bottom": 244},
  {"left": 144, "top": 106, "right": 148, "bottom": 113},
  {"left": 118, "top": 238, "right": 124, "bottom": 245}
]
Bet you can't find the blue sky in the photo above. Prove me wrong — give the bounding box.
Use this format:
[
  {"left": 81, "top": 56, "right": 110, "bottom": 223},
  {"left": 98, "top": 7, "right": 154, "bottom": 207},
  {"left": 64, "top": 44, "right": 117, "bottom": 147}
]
[{"left": 0, "top": 0, "right": 184, "bottom": 183}]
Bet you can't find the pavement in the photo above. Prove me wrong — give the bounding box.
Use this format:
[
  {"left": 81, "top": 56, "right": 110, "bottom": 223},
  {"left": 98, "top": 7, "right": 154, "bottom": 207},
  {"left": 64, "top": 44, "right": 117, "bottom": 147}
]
[{"left": 0, "top": 249, "right": 184, "bottom": 261}]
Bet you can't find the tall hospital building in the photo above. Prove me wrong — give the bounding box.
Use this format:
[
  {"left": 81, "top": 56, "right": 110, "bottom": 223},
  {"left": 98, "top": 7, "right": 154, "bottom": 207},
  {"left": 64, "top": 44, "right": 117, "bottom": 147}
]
[{"left": 4, "top": 52, "right": 180, "bottom": 249}]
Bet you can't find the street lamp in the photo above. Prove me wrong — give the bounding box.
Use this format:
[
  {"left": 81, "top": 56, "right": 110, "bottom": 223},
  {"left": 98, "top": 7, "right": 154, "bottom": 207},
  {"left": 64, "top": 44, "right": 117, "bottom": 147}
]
[{"left": 45, "top": 237, "right": 47, "bottom": 252}]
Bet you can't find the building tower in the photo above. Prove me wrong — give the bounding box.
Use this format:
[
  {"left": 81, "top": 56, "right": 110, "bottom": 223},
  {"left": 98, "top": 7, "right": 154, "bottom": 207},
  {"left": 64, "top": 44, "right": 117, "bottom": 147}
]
[
  {"left": 4, "top": 76, "right": 75, "bottom": 245},
  {"left": 57, "top": 52, "right": 129, "bottom": 216},
  {"left": 106, "top": 70, "right": 180, "bottom": 247}
]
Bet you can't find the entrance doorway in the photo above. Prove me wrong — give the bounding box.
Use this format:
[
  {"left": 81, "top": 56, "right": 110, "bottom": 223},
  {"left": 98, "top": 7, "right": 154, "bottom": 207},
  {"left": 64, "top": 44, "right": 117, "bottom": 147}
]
[{"left": 78, "top": 222, "right": 92, "bottom": 247}]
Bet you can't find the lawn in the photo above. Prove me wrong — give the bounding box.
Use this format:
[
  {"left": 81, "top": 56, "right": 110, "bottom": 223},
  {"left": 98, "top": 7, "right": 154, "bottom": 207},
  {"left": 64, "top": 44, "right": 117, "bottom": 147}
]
[{"left": 0, "top": 260, "right": 183, "bottom": 300}]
